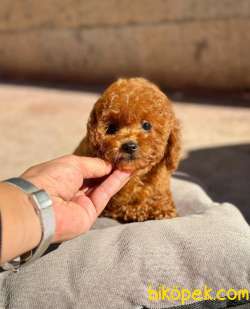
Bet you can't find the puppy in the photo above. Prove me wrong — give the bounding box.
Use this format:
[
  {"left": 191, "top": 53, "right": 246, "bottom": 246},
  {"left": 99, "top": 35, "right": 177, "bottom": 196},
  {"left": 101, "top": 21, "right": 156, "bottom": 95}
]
[{"left": 75, "top": 78, "right": 181, "bottom": 222}]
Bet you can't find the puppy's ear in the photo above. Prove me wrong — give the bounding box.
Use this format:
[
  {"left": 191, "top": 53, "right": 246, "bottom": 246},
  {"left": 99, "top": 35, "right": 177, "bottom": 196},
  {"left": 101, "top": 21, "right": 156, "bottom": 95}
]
[
  {"left": 74, "top": 108, "right": 98, "bottom": 156},
  {"left": 164, "top": 118, "right": 181, "bottom": 172}
]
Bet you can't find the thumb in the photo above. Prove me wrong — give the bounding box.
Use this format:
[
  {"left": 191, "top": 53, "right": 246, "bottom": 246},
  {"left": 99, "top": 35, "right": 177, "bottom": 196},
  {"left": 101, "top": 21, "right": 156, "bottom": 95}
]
[{"left": 89, "top": 170, "right": 131, "bottom": 215}]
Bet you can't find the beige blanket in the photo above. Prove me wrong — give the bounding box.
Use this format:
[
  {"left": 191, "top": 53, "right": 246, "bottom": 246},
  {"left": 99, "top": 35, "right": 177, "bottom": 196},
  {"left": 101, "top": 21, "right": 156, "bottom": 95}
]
[{"left": 1, "top": 176, "right": 249, "bottom": 308}]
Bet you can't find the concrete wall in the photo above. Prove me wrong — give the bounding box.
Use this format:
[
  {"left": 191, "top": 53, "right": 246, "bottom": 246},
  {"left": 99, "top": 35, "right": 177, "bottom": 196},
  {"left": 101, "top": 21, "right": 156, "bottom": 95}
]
[{"left": 0, "top": 0, "right": 250, "bottom": 90}]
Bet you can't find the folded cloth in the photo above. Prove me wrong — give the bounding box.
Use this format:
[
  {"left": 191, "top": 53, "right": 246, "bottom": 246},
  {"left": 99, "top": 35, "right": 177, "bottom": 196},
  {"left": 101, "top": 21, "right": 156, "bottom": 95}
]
[{"left": 1, "top": 177, "right": 250, "bottom": 309}]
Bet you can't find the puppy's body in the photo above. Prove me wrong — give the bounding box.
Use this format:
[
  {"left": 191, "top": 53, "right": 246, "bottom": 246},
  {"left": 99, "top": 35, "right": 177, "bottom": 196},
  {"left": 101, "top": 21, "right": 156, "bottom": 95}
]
[{"left": 75, "top": 78, "right": 181, "bottom": 222}]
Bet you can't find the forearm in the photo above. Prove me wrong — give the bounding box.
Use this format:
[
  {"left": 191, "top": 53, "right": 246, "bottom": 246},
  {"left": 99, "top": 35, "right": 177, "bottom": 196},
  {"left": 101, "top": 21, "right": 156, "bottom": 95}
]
[{"left": 0, "top": 183, "right": 42, "bottom": 264}]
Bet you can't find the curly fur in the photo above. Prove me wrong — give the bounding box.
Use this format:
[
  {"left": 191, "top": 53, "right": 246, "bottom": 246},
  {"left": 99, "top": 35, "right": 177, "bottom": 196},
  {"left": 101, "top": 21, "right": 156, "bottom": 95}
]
[{"left": 74, "top": 78, "right": 181, "bottom": 222}]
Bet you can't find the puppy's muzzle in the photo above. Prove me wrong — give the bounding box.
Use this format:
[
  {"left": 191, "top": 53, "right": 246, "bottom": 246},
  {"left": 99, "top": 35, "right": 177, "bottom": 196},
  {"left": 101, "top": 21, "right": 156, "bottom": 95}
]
[{"left": 121, "top": 141, "right": 138, "bottom": 154}]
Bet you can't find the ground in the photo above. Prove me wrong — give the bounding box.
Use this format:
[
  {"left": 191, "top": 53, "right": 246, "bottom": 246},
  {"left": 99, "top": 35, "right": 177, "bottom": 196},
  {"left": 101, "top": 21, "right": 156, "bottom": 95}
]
[{"left": 0, "top": 83, "right": 249, "bottom": 221}]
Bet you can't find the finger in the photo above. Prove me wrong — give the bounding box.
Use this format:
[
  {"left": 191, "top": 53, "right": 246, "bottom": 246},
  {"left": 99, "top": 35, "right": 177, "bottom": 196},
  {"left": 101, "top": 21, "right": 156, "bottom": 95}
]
[
  {"left": 89, "top": 170, "right": 131, "bottom": 215},
  {"left": 28, "top": 155, "right": 112, "bottom": 179},
  {"left": 71, "top": 195, "right": 97, "bottom": 230},
  {"left": 74, "top": 156, "right": 112, "bottom": 178},
  {"left": 52, "top": 197, "right": 97, "bottom": 242}
]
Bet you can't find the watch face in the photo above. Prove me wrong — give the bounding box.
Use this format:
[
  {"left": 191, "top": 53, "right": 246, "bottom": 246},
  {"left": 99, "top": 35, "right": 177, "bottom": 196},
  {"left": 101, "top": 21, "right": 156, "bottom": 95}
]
[
  {"left": 30, "top": 189, "right": 52, "bottom": 210},
  {"left": 26, "top": 191, "right": 55, "bottom": 264}
]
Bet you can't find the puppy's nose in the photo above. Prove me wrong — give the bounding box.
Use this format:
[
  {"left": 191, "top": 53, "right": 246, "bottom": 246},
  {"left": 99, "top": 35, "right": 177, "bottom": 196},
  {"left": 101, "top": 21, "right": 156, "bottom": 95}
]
[{"left": 121, "top": 141, "right": 138, "bottom": 154}]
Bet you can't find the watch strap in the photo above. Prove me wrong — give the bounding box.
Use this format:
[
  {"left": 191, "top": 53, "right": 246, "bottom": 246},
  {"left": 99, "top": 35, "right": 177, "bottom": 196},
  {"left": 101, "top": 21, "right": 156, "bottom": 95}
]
[{"left": 2, "top": 177, "right": 55, "bottom": 271}]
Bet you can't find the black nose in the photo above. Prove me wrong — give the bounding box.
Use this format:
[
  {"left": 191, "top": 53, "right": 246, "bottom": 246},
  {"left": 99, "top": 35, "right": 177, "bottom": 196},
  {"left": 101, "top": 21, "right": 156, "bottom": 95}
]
[{"left": 121, "top": 141, "right": 138, "bottom": 154}]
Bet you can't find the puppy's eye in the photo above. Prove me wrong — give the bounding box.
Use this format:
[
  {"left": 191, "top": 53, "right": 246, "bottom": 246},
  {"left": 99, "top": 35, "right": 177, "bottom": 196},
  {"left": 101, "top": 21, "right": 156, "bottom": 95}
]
[
  {"left": 142, "top": 121, "right": 152, "bottom": 131},
  {"left": 106, "top": 122, "right": 119, "bottom": 135}
]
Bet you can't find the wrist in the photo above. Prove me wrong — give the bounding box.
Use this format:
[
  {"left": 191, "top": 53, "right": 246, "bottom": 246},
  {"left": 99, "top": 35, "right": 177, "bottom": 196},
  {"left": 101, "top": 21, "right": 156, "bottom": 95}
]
[{"left": 0, "top": 182, "right": 42, "bottom": 264}]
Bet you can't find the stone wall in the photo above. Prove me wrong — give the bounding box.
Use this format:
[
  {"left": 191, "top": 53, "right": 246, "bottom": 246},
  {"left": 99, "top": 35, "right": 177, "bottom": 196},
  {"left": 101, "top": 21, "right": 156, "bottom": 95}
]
[{"left": 0, "top": 0, "right": 250, "bottom": 89}]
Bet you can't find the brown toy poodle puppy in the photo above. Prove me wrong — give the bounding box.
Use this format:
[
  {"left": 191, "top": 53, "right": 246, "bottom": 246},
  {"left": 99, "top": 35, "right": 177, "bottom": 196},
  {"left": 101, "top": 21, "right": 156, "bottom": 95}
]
[{"left": 75, "top": 78, "right": 181, "bottom": 222}]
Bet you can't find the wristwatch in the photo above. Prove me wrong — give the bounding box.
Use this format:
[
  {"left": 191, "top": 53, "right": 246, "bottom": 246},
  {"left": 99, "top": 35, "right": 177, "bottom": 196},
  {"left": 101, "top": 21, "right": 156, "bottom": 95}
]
[{"left": 1, "top": 177, "right": 55, "bottom": 271}]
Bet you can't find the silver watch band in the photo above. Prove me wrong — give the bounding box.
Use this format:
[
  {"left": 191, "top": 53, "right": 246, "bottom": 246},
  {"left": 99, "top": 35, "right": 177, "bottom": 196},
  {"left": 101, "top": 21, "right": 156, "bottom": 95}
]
[{"left": 2, "top": 177, "right": 55, "bottom": 271}]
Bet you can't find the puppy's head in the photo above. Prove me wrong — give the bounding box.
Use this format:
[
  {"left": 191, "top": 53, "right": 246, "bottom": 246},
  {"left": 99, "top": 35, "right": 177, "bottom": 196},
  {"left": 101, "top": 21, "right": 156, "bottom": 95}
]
[{"left": 86, "top": 78, "right": 181, "bottom": 173}]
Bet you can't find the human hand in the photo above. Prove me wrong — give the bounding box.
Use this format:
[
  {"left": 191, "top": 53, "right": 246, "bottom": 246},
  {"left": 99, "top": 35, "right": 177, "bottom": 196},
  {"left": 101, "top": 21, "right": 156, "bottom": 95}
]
[{"left": 21, "top": 155, "right": 130, "bottom": 242}]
